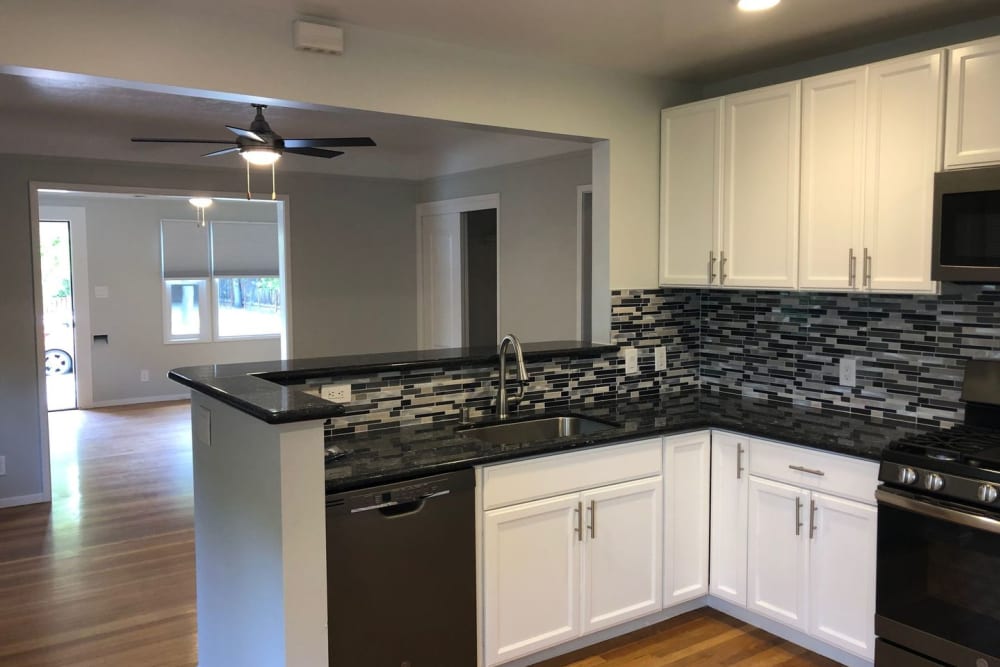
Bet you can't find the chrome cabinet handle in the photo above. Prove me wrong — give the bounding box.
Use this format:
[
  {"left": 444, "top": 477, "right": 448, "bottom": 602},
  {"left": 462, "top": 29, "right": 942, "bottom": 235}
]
[
  {"left": 719, "top": 250, "right": 727, "bottom": 285},
  {"left": 789, "top": 464, "right": 825, "bottom": 477},
  {"left": 588, "top": 500, "right": 596, "bottom": 539},
  {"left": 848, "top": 248, "right": 856, "bottom": 288},
  {"left": 736, "top": 443, "right": 745, "bottom": 480},
  {"left": 809, "top": 499, "right": 818, "bottom": 540},
  {"left": 709, "top": 251, "right": 717, "bottom": 284},
  {"left": 575, "top": 501, "right": 583, "bottom": 541},
  {"left": 863, "top": 248, "right": 872, "bottom": 288},
  {"left": 795, "top": 496, "right": 803, "bottom": 536}
]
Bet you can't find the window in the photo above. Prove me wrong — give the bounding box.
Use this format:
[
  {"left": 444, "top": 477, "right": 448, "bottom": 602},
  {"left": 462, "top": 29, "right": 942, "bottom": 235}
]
[
  {"left": 164, "top": 279, "right": 210, "bottom": 342},
  {"left": 161, "top": 218, "right": 281, "bottom": 344}
]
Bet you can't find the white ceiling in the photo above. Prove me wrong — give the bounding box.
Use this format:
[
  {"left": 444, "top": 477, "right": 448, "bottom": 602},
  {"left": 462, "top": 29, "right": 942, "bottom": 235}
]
[
  {"left": 0, "top": 73, "right": 593, "bottom": 181},
  {"left": 228, "top": 0, "right": 1000, "bottom": 79}
]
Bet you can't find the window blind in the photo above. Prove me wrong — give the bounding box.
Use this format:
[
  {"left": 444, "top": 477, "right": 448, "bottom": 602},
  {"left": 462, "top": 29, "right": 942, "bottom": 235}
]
[
  {"left": 211, "top": 221, "right": 280, "bottom": 276},
  {"left": 161, "top": 219, "right": 210, "bottom": 279}
]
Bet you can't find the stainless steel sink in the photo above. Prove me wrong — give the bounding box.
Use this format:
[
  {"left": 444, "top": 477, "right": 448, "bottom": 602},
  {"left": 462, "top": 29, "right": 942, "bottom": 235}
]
[{"left": 459, "top": 416, "right": 617, "bottom": 445}]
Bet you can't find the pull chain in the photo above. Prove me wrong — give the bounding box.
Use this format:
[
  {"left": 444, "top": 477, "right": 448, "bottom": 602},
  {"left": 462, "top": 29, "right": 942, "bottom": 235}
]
[
  {"left": 246, "top": 161, "right": 252, "bottom": 200},
  {"left": 271, "top": 162, "right": 276, "bottom": 200}
]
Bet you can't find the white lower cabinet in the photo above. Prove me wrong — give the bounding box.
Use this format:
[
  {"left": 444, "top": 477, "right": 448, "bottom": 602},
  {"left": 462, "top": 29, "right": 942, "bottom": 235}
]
[
  {"left": 709, "top": 432, "right": 749, "bottom": 606},
  {"left": 483, "top": 493, "right": 582, "bottom": 665},
  {"left": 747, "top": 477, "right": 810, "bottom": 631},
  {"left": 663, "top": 432, "right": 710, "bottom": 605},
  {"left": 481, "top": 439, "right": 663, "bottom": 667}
]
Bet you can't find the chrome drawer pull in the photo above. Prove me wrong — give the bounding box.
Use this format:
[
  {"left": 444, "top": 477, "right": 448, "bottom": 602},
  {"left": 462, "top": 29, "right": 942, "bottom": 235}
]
[{"left": 789, "top": 464, "right": 825, "bottom": 477}]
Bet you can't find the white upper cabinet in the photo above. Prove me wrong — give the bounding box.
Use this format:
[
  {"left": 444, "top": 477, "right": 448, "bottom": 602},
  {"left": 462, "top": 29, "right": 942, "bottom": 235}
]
[
  {"left": 721, "top": 82, "right": 801, "bottom": 289},
  {"left": 863, "top": 51, "right": 943, "bottom": 293},
  {"left": 946, "top": 36, "right": 1000, "bottom": 168},
  {"left": 799, "top": 68, "right": 867, "bottom": 290},
  {"left": 660, "top": 99, "right": 724, "bottom": 286}
]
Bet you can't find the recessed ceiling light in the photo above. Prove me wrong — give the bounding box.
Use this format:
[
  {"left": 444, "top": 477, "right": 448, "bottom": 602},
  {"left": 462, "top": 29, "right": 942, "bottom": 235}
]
[{"left": 737, "top": 0, "right": 781, "bottom": 11}]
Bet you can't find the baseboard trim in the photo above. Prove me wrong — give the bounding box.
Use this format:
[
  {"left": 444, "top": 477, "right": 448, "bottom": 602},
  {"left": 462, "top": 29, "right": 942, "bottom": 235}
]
[
  {"left": 89, "top": 393, "right": 190, "bottom": 408},
  {"left": 707, "top": 597, "right": 873, "bottom": 667},
  {"left": 0, "top": 492, "right": 51, "bottom": 509}
]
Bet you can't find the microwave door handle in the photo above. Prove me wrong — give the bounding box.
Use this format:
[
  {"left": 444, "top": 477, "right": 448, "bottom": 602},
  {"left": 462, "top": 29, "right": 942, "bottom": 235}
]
[{"left": 876, "top": 488, "right": 1000, "bottom": 535}]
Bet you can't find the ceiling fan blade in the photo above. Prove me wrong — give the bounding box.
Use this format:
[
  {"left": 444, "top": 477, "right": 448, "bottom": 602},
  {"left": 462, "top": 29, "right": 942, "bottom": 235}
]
[
  {"left": 131, "top": 138, "right": 237, "bottom": 144},
  {"left": 285, "top": 147, "right": 345, "bottom": 159},
  {"left": 283, "top": 137, "right": 377, "bottom": 148},
  {"left": 202, "top": 147, "right": 241, "bottom": 157},
  {"left": 226, "top": 125, "right": 265, "bottom": 142}
]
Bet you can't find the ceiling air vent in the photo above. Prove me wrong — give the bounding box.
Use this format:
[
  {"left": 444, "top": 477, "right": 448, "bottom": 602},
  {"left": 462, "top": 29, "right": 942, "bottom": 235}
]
[{"left": 293, "top": 20, "right": 344, "bottom": 55}]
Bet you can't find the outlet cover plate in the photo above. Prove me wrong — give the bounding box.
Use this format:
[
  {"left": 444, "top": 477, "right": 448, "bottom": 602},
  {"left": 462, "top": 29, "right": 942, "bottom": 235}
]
[
  {"left": 624, "top": 348, "right": 639, "bottom": 375},
  {"left": 140, "top": 369, "right": 150, "bottom": 382},
  {"left": 654, "top": 347, "right": 667, "bottom": 371},
  {"left": 321, "top": 384, "right": 352, "bottom": 403},
  {"left": 839, "top": 357, "right": 857, "bottom": 387}
]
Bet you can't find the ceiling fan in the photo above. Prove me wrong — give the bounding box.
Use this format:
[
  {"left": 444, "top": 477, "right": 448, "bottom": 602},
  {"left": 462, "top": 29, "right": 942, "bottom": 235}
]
[{"left": 131, "top": 103, "right": 376, "bottom": 164}]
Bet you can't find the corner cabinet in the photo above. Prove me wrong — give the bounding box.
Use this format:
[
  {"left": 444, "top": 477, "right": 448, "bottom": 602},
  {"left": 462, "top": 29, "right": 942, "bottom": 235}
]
[
  {"left": 709, "top": 432, "right": 749, "bottom": 606},
  {"left": 663, "top": 432, "right": 710, "bottom": 605},
  {"left": 945, "top": 36, "right": 1000, "bottom": 168},
  {"left": 660, "top": 83, "right": 800, "bottom": 289},
  {"left": 481, "top": 439, "right": 663, "bottom": 667}
]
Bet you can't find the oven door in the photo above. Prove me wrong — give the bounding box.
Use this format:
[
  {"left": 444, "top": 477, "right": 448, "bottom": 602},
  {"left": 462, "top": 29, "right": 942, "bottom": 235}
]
[
  {"left": 877, "top": 487, "right": 1000, "bottom": 666},
  {"left": 932, "top": 167, "right": 1000, "bottom": 283}
]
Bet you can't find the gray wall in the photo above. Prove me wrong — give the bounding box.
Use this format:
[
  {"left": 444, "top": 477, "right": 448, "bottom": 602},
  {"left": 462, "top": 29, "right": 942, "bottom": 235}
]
[
  {"left": 0, "top": 153, "right": 418, "bottom": 503},
  {"left": 39, "top": 194, "right": 282, "bottom": 404},
  {"left": 419, "top": 150, "right": 592, "bottom": 342},
  {"left": 702, "top": 15, "right": 1000, "bottom": 97}
]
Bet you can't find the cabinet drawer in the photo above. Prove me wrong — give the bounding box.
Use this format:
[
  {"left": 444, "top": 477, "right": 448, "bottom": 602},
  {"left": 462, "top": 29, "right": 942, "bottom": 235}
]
[
  {"left": 483, "top": 438, "right": 662, "bottom": 510},
  {"left": 749, "top": 438, "right": 878, "bottom": 505}
]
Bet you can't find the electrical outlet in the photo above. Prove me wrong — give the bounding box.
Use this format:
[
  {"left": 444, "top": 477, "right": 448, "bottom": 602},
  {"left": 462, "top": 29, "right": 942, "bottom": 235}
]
[
  {"left": 624, "top": 348, "right": 639, "bottom": 375},
  {"left": 140, "top": 369, "right": 150, "bottom": 382},
  {"left": 839, "top": 357, "right": 857, "bottom": 387},
  {"left": 321, "top": 383, "right": 352, "bottom": 403},
  {"left": 0, "top": 456, "right": 5, "bottom": 476},
  {"left": 654, "top": 346, "right": 667, "bottom": 371}
]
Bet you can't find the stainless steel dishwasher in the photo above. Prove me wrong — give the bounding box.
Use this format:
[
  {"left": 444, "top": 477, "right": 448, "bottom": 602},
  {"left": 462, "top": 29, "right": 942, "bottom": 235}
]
[{"left": 326, "top": 469, "right": 476, "bottom": 667}]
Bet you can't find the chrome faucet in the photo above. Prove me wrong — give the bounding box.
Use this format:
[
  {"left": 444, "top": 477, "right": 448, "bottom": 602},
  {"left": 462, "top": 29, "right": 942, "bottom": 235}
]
[{"left": 496, "top": 334, "right": 529, "bottom": 420}]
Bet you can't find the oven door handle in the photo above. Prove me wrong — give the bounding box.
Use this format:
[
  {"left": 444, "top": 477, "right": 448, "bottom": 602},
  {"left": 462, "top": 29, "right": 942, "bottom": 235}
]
[{"left": 876, "top": 487, "right": 1000, "bottom": 535}]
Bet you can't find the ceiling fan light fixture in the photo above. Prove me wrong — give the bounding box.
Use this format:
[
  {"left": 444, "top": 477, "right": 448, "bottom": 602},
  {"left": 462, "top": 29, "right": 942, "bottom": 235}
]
[
  {"left": 736, "top": 0, "right": 780, "bottom": 11},
  {"left": 189, "top": 197, "right": 213, "bottom": 209},
  {"left": 241, "top": 147, "right": 281, "bottom": 166}
]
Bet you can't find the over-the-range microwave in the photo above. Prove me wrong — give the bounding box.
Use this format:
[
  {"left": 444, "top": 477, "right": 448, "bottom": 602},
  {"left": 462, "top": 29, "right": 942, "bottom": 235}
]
[{"left": 933, "top": 164, "right": 1000, "bottom": 283}]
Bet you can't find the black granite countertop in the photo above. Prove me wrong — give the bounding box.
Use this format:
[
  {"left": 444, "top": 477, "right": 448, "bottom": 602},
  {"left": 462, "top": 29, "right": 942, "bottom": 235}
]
[
  {"left": 169, "top": 340, "right": 617, "bottom": 424},
  {"left": 324, "top": 390, "right": 936, "bottom": 494}
]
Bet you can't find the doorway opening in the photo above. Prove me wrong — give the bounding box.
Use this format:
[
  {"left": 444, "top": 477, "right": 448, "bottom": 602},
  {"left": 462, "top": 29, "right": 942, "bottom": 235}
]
[
  {"left": 462, "top": 209, "right": 498, "bottom": 348},
  {"left": 578, "top": 185, "right": 593, "bottom": 342},
  {"left": 39, "top": 220, "right": 78, "bottom": 411}
]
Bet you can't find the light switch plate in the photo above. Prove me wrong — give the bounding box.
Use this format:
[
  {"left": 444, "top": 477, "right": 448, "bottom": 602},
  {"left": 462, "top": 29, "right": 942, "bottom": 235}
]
[
  {"left": 654, "top": 347, "right": 667, "bottom": 371},
  {"left": 839, "top": 357, "right": 857, "bottom": 387},
  {"left": 0, "top": 456, "right": 5, "bottom": 476},
  {"left": 321, "top": 384, "right": 352, "bottom": 403},
  {"left": 94, "top": 286, "right": 110, "bottom": 299},
  {"left": 624, "top": 348, "right": 639, "bottom": 375}
]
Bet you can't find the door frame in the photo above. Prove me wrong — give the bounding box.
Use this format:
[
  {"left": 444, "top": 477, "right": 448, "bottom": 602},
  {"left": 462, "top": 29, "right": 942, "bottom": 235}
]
[
  {"left": 576, "top": 185, "right": 593, "bottom": 341},
  {"left": 37, "top": 206, "right": 92, "bottom": 410},
  {"left": 415, "top": 193, "right": 500, "bottom": 349}
]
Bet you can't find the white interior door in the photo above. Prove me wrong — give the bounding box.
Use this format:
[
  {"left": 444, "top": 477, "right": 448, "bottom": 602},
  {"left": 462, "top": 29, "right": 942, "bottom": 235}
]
[{"left": 418, "top": 211, "right": 463, "bottom": 349}]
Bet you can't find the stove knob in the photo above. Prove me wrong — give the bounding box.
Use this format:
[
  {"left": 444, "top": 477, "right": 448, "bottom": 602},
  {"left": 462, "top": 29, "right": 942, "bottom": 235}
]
[
  {"left": 979, "top": 484, "right": 998, "bottom": 504},
  {"left": 897, "top": 467, "right": 917, "bottom": 485},
  {"left": 924, "top": 473, "right": 944, "bottom": 492}
]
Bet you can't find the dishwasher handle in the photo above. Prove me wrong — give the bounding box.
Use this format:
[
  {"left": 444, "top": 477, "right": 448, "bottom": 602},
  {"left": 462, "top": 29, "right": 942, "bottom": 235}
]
[{"left": 352, "top": 489, "right": 452, "bottom": 517}]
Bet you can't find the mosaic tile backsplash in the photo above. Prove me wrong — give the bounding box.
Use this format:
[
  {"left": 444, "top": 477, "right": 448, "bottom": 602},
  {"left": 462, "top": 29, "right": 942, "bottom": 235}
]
[{"left": 324, "top": 284, "right": 1000, "bottom": 437}]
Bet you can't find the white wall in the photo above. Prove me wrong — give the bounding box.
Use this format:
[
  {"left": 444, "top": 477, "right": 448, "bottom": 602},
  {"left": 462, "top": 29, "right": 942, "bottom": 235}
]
[
  {"left": 39, "top": 194, "right": 283, "bottom": 405},
  {"left": 418, "top": 151, "right": 592, "bottom": 342}
]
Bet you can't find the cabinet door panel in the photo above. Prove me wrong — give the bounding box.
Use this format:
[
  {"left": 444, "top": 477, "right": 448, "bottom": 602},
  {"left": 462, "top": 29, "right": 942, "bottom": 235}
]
[
  {"left": 864, "top": 51, "right": 943, "bottom": 293},
  {"left": 799, "top": 68, "right": 867, "bottom": 290},
  {"left": 582, "top": 477, "right": 663, "bottom": 634},
  {"left": 660, "top": 99, "right": 723, "bottom": 286},
  {"left": 709, "top": 432, "right": 749, "bottom": 606},
  {"left": 748, "top": 477, "right": 809, "bottom": 631},
  {"left": 722, "top": 82, "right": 801, "bottom": 288},
  {"left": 483, "top": 493, "right": 581, "bottom": 666},
  {"left": 946, "top": 37, "right": 1000, "bottom": 168},
  {"left": 663, "top": 432, "right": 710, "bottom": 605},
  {"left": 809, "top": 492, "right": 877, "bottom": 661}
]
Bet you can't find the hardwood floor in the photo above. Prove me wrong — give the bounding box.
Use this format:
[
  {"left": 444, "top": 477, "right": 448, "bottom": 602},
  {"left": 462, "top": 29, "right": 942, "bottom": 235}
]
[
  {"left": 0, "top": 403, "right": 844, "bottom": 666},
  {"left": 532, "top": 609, "right": 843, "bottom": 667},
  {"left": 0, "top": 402, "right": 196, "bottom": 667}
]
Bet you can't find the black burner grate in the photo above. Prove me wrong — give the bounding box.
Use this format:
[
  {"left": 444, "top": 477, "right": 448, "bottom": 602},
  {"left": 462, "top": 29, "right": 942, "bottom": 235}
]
[{"left": 890, "top": 426, "right": 1000, "bottom": 466}]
